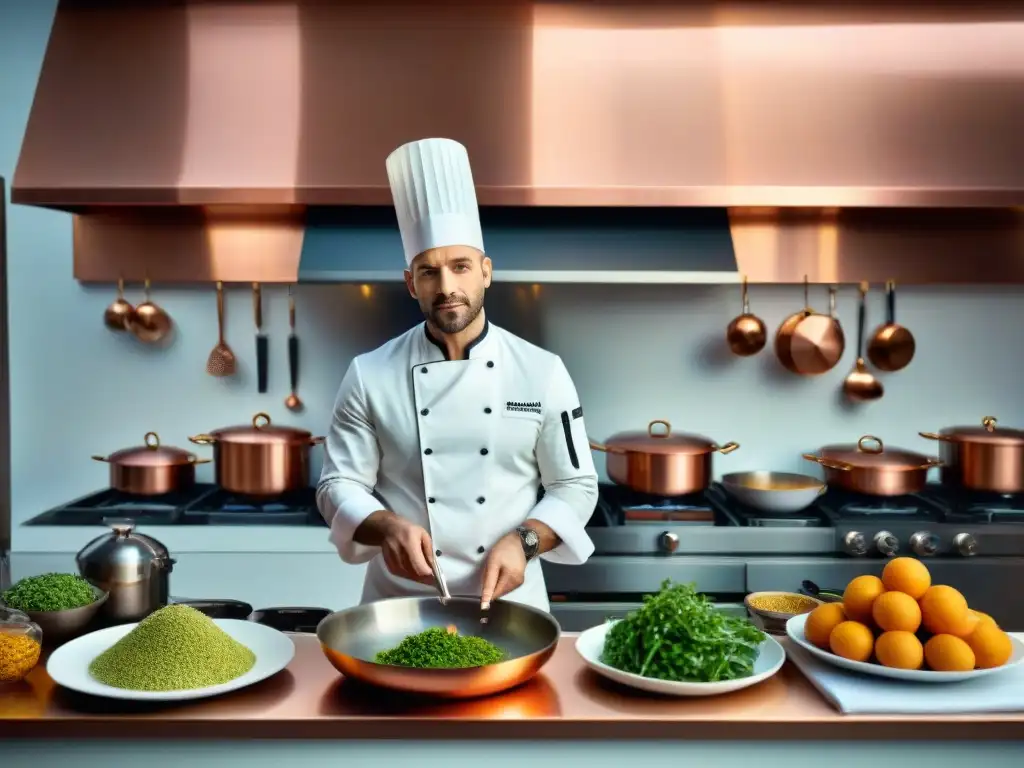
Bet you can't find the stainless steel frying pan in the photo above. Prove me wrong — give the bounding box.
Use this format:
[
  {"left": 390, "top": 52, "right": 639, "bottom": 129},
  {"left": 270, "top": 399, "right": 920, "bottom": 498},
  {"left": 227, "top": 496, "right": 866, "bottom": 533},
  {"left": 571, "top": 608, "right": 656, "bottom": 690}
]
[{"left": 316, "top": 596, "right": 560, "bottom": 699}]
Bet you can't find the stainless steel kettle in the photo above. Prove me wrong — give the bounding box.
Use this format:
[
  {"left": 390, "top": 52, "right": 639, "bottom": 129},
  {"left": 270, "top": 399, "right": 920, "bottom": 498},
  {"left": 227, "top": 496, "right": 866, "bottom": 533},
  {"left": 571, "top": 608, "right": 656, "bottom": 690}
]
[{"left": 76, "top": 521, "right": 175, "bottom": 623}]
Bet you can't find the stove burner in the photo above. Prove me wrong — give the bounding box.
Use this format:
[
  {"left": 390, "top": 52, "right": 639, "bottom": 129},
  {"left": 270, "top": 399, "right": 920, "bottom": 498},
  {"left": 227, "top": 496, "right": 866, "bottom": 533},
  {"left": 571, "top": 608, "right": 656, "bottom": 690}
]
[
  {"left": 24, "top": 484, "right": 326, "bottom": 527},
  {"left": 590, "top": 483, "right": 713, "bottom": 527}
]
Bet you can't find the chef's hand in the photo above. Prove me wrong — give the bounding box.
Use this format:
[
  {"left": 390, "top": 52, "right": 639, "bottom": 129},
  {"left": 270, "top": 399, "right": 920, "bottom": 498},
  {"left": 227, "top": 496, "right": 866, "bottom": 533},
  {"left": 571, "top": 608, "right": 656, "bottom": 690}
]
[
  {"left": 480, "top": 532, "right": 527, "bottom": 609},
  {"left": 380, "top": 516, "right": 436, "bottom": 586}
]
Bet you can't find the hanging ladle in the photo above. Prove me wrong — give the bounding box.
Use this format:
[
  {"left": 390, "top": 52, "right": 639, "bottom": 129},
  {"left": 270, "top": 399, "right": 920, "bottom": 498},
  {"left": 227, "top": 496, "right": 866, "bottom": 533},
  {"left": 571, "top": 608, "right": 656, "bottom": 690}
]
[
  {"left": 725, "top": 276, "right": 767, "bottom": 357},
  {"left": 843, "top": 282, "right": 883, "bottom": 402}
]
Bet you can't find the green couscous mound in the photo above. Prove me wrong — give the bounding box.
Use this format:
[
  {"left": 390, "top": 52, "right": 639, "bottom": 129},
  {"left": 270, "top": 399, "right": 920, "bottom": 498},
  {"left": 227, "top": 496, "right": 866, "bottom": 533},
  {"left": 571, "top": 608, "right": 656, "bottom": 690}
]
[{"left": 89, "top": 604, "right": 256, "bottom": 691}]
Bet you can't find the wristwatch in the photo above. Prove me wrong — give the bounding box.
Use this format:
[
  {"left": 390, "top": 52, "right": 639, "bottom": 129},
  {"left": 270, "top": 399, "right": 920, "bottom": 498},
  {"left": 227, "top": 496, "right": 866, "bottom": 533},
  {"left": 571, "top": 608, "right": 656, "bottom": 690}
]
[{"left": 517, "top": 526, "right": 540, "bottom": 561}]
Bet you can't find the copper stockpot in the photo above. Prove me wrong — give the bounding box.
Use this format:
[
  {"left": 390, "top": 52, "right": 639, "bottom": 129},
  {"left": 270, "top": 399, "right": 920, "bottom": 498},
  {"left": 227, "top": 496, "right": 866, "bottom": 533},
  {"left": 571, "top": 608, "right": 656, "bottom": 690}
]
[
  {"left": 919, "top": 416, "right": 1024, "bottom": 493},
  {"left": 92, "top": 432, "right": 209, "bottom": 495},
  {"left": 802, "top": 435, "right": 941, "bottom": 496},
  {"left": 590, "top": 419, "right": 739, "bottom": 496},
  {"left": 189, "top": 412, "right": 325, "bottom": 497}
]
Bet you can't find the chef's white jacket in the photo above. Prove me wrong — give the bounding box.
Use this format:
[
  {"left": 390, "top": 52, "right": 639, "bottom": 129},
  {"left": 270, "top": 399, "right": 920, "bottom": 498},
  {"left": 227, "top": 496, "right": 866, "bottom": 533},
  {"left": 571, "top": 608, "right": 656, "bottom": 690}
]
[{"left": 317, "top": 320, "right": 599, "bottom": 612}]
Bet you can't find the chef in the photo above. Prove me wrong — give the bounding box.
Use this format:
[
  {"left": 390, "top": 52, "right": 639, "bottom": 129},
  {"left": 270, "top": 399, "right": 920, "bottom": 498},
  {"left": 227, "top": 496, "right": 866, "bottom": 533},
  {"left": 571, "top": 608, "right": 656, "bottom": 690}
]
[{"left": 317, "top": 137, "right": 599, "bottom": 612}]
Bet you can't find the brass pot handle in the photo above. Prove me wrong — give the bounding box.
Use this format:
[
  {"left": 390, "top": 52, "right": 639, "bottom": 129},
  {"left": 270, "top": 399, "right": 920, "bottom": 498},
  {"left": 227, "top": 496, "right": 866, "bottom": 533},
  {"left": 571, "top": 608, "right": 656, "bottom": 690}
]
[
  {"left": 918, "top": 431, "right": 953, "bottom": 442},
  {"left": 187, "top": 455, "right": 213, "bottom": 465},
  {"left": 857, "top": 435, "right": 884, "bottom": 454},
  {"left": 91, "top": 455, "right": 110, "bottom": 462},
  {"left": 189, "top": 434, "right": 217, "bottom": 445},
  {"left": 144, "top": 431, "right": 160, "bottom": 449},
  {"left": 253, "top": 412, "right": 272, "bottom": 429},
  {"left": 983, "top": 416, "right": 998, "bottom": 432},
  {"left": 714, "top": 442, "right": 740, "bottom": 455},
  {"left": 922, "top": 458, "right": 943, "bottom": 468},
  {"left": 309, "top": 436, "right": 326, "bottom": 446},
  {"left": 588, "top": 438, "right": 627, "bottom": 455},
  {"left": 802, "top": 453, "right": 853, "bottom": 472},
  {"left": 647, "top": 419, "right": 671, "bottom": 438}
]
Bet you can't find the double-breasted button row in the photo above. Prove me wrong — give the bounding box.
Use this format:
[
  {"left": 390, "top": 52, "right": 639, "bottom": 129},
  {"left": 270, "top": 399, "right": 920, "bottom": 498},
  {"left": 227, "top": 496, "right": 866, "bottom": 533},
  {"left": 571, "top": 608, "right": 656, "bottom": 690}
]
[
  {"left": 422, "top": 407, "right": 491, "bottom": 415},
  {"left": 422, "top": 447, "right": 488, "bottom": 456}
]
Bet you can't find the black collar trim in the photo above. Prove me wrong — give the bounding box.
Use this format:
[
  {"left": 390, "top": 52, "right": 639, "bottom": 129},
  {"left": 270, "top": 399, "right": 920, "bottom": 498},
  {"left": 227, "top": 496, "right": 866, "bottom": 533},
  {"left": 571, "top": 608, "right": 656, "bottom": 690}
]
[{"left": 424, "top": 318, "right": 490, "bottom": 361}]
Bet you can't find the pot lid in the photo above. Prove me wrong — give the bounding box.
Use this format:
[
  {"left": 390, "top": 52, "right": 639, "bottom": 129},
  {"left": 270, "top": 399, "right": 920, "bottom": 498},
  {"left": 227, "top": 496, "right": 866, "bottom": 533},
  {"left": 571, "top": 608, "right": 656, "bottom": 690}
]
[
  {"left": 601, "top": 419, "right": 719, "bottom": 455},
  {"left": 76, "top": 521, "right": 173, "bottom": 584},
  {"left": 818, "top": 435, "right": 937, "bottom": 469},
  {"left": 104, "top": 432, "right": 196, "bottom": 466},
  {"left": 210, "top": 412, "right": 313, "bottom": 444},
  {"left": 933, "top": 416, "right": 1024, "bottom": 445}
]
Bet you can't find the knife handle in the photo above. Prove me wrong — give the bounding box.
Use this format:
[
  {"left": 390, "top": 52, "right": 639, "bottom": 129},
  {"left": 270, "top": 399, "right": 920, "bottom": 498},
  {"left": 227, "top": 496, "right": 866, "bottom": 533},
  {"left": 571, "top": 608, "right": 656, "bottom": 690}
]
[
  {"left": 256, "top": 335, "right": 268, "bottom": 394},
  {"left": 288, "top": 334, "right": 299, "bottom": 392}
]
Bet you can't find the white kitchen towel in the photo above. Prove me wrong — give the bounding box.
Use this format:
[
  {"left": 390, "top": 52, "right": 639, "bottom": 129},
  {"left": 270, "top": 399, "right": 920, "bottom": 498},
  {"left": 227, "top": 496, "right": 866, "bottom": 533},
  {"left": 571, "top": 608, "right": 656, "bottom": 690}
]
[{"left": 784, "top": 635, "right": 1024, "bottom": 714}]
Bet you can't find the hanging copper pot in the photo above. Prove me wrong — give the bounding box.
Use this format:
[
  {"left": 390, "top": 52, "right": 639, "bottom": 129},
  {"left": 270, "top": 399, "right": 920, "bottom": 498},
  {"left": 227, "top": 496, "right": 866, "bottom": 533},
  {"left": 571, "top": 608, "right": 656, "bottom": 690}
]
[
  {"left": 189, "top": 412, "right": 325, "bottom": 497},
  {"left": 775, "top": 278, "right": 845, "bottom": 376},
  {"left": 590, "top": 419, "right": 739, "bottom": 496},
  {"left": 92, "top": 432, "right": 210, "bottom": 495},
  {"left": 802, "top": 435, "right": 941, "bottom": 496},
  {"left": 919, "top": 416, "right": 1024, "bottom": 493}
]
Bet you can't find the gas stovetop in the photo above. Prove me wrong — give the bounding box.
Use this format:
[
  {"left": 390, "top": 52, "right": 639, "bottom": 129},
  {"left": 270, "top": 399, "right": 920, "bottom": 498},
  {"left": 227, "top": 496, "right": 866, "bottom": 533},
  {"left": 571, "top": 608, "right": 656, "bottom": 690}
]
[
  {"left": 24, "top": 484, "right": 326, "bottom": 527},
  {"left": 586, "top": 482, "right": 1024, "bottom": 559}
]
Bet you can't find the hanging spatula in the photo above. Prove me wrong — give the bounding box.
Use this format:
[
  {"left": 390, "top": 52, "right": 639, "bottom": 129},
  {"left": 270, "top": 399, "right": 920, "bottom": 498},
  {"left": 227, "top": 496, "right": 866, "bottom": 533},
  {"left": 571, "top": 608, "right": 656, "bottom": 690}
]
[{"left": 253, "top": 282, "right": 268, "bottom": 393}]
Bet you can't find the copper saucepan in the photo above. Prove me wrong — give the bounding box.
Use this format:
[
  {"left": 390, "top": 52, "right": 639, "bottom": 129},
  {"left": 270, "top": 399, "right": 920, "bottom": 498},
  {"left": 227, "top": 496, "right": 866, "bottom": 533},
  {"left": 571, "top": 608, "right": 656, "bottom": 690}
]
[
  {"left": 590, "top": 419, "right": 739, "bottom": 496},
  {"left": 189, "top": 412, "right": 325, "bottom": 497},
  {"left": 919, "top": 416, "right": 1024, "bottom": 494},
  {"left": 802, "top": 435, "right": 941, "bottom": 496},
  {"left": 775, "top": 279, "right": 845, "bottom": 376},
  {"left": 93, "top": 432, "right": 210, "bottom": 496}
]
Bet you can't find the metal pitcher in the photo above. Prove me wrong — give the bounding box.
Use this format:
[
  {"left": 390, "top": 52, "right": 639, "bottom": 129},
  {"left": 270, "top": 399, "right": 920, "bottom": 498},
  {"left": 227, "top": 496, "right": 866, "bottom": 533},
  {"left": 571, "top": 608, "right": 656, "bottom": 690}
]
[{"left": 76, "top": 520, "right": 175, "bottom": 623}]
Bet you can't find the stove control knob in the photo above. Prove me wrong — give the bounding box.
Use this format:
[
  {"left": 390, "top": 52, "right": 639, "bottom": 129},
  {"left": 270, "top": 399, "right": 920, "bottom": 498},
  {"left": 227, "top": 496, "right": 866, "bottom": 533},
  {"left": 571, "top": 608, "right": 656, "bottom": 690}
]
[
  {"left": 659, "top": 531, "right": 680, "bottom": 553},
  {"left": 953, "top": 532, "right": 978, "bottom": 557},
  {"left": 874, "top": 531, "right": 899, "bottom": 557},
  {"left": 910, "top": 531, "right": 940, "bottom": 557},
  {"left": 844, "top": 531, "right": 867, "bottom": 556}
]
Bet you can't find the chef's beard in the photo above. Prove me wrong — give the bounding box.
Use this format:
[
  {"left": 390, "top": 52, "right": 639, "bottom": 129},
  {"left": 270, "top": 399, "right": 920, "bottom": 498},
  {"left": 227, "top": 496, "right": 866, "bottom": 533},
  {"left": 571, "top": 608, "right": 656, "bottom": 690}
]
[{"left": 423, "top": 289, "right": 485, "bottom": 335}]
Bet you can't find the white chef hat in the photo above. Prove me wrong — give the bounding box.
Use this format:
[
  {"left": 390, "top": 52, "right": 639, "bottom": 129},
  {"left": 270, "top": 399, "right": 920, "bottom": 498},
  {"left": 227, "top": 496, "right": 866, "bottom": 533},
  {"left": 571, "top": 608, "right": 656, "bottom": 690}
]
[{"left": 385, "top": 138, "right": 485, "bottom": 267}]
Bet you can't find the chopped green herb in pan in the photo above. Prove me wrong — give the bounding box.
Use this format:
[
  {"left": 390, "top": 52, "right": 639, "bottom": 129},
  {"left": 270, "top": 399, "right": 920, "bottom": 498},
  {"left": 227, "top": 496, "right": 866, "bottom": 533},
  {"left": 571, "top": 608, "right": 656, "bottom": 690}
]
[
  {"left": 375, "top": 625, "right": 508, "bottom": 669},
  {"left": 1, "top": 573, "right": 96, "bottom": 612},
  {"left": 601, "top": 580, "right": 766, "bottom": 683}
]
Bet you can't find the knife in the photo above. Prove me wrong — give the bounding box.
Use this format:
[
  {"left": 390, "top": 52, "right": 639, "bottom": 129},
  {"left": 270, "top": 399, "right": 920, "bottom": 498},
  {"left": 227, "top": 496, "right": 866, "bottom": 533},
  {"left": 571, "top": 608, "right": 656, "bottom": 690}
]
[{"left": 253, "top": 282, "right": 268, "bottom": 393}]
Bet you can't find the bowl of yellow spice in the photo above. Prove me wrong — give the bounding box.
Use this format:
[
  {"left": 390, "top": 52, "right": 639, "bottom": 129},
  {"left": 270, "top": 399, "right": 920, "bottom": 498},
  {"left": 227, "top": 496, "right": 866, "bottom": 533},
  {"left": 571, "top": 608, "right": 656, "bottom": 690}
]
[
  {"left": 0, "top": 607, "right": 43, "bottom": 683},
  {"left": 745, "top": 591, "right": 823, "bottom": 635}
]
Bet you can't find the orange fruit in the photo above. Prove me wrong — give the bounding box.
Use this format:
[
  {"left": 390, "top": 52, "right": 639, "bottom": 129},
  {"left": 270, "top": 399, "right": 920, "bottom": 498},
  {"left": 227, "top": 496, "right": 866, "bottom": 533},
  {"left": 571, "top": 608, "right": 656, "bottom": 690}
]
[
  {"left": 829, "top": 621, "right": 875, "bottom": 663},
  {"left": 966, "top": 622, "right": 1013, "bottom": 669},
  {"left": 971, "top": 610, "right": 999, "bottom": 629},
  {"left": 875, "top": 631, "right": 924, "bottom": 670},
  {"left": 924, "top": 634, "right": 976, "bottom": 672},
  {"left": 881, "top": 557, "right": 931, "bottom": 600},
  {"left": 804, "top": 603, "right": 847, "bottom": 649},
  {"left": 919, "top": 585, "right": 973, "bottom": 637},
  {"left": 871, "top": 591, "right": 922, "bottom": 633},
  {"left": 842, "top": 575, "right": 886, "bottom": 624}
]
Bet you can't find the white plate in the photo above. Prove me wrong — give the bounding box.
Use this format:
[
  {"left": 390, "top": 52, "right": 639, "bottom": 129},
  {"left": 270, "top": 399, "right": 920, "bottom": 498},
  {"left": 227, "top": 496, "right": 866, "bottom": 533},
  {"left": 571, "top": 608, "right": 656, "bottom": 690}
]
[
  {"left": 575, "top": 620, "right": 785, "bottom": 697},
  {"left": 47, "top": 618, "right": 295, "bottom": 701},
  {"left": 786, "top": 612, "right": 1024, "bottom": 683}
]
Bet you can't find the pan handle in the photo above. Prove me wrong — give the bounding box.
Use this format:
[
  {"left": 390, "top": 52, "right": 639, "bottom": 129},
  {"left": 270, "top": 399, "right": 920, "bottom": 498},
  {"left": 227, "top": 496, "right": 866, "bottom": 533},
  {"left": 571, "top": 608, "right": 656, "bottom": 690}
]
[
  {"left": 588, "top": 439, "right": 626, "bottom": 455},
  {"left": 922, "top": 458, "right": 943, "bottom": 468},
  {"left": 802, "top": 453, "right": 853, "bottom": 472},
  {"left": 91, "top": 455, "right": 110, "bottom": 462},
  {"left": 187, "top": 455, "right": 212, "bottom": 465},
  {"left": 918, "top": 431, "right": 954, "bottom": 443},
  {"left": 309, "top": 436, "right": 326, "bottom": 446},
  {"left": 713, "top": 442, "right": 740, "bottom": 455},
  {"left": 189, "top": 434, "right": 217, "bottom": 446}
]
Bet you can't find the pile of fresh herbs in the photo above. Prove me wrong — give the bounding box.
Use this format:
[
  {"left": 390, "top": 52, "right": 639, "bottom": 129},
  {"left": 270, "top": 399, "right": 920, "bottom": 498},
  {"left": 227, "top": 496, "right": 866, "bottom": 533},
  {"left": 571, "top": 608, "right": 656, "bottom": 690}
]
[
  {"left": 375, "top": 626, "right": 508, "bottom": 669},
  {"left": 1, "top": 573, "right": 96, "bottom": 612},
  {"left": 600, "top": 580, "right": 766, "bottom": 683}
]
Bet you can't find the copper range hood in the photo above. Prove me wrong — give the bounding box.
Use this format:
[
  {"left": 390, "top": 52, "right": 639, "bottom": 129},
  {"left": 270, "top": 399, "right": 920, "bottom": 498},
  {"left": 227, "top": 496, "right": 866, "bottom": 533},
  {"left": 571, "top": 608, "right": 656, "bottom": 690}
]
[{"left": 13, "top": 0, "right": 1024, "bottom": 211}]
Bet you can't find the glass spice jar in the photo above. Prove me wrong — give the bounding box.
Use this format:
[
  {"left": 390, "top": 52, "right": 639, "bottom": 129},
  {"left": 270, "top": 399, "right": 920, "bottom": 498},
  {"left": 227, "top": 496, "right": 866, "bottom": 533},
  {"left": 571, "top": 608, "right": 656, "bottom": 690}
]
[{"left": 0, "top": 607, "right": 44, "bottom": 683}]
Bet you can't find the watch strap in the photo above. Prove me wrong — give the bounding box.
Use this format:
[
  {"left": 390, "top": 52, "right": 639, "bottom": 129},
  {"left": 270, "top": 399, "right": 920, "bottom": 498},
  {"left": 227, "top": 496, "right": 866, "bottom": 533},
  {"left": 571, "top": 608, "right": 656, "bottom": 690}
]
[{"left": 517, "top": 525, "right": 540, "bottom": 561}]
